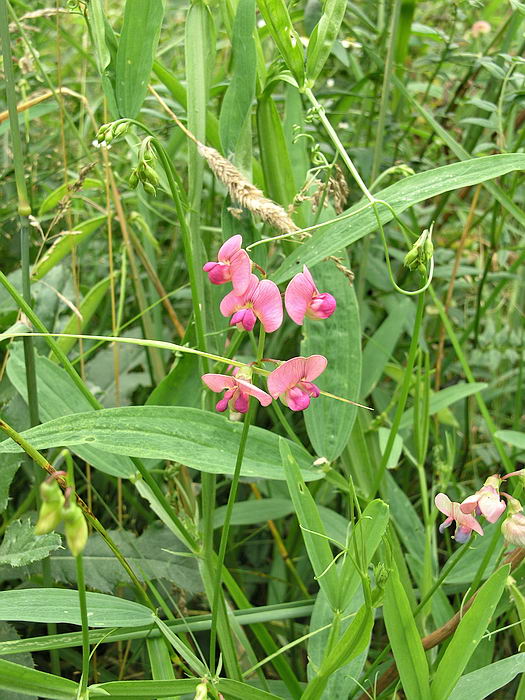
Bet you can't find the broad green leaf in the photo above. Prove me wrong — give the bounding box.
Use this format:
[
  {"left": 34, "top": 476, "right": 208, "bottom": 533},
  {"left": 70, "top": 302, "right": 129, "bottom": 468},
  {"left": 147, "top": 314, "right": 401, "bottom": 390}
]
[
  {"left": 272, "top": 154, "right": 525, "bottom": 284},
  {"left": 495, "top": 430, "right": 525, "bottom": 451},
  {"left": 431, "top": 566, "right": 509, "bottom": 700},
  {"left": 378, "top": 427, "right": 403, "bottom": 469},
  {"left": 51, "top": 276, "right": 112, "bottom": 358},
  {"left": 37, "top": 179, "right": 102, "bottom": 217},
  {"left": 449, "top": 653, "right": 525, "bottom": 700},
  {"left": 360, "top": 297, "right": 412, "bottom": 398},
  {"left": 0, "top": 406, "right": 320, "bottom": 482},
  {"left": 399, "top": 382, "right": 488, "bottom": 430},
  {"left": 0, "top": 622, "right": 35, "bottom": 700},
  {"left": 213, "top": 498, "right": 294, "bottom": 528},
  {"left": 219, "top": 0, "right": 256, "bottom": 161},
  {"left": 0, "top": 589, "right": 154, "bottom": 628},
  {"left": 7, "top": 346, "right": 136, "bottom": 478},
  {"left": 339, "top": 499, "right": 389, "bottom": 609},
  {"left": 0, "top": 658, "right": 77, "bottom": 700},
  {"left": 89, "top": 679, "right": 200, "bottom": 698},
  {"left": 302, "top": 259, "right": 361, "bottom": 461},
  {"left": 306, "top": 0, "right": 348, "bottom": 84},
  {"left": 257, "top": 0, "right": 305, "bottom": 85},
  {"left": 0, "top": 519, "right": 61, "bottom": 567},
  {"left": 115, "top": 0, "right": 166, "bottom": 118},
  {"left": 32, "top": 215, "right": 106, "bottom": 281},
  {"left": 384, "top": 567, "right": 431, "bottom": 700},
  {"left": 280, "top": 439, "right": 339, "bottom": 607}
]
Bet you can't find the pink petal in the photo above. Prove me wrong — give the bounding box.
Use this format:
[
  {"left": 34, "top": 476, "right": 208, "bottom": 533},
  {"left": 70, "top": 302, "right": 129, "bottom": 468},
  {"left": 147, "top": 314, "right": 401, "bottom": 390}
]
[
  {"left": 307, "top": 293, "right": 337, "bottom": 320},
  {"left": 456, "top": 508, "right": 484, "bottom": 535},
  {"left": 285, "top": 272, "right": 314, "bottom": 325},
  {"left": 234, "top": 392, "right": 249, "bottom": 413},
  {"left": 219, "top": 275, "right": 258, "bottom": 317},
  {"left": 267, "top": 357, "right": 308, "bottom": 399},
  {"left": 236, "top": 378, "right": 273, "bottom": 407},
  {"left": 202, "top": 374, "right": 236, "bottom": 393},
  {"left": 303, "top": 355, "right": 328, "bottom": 382},
  {"left": 479, "top": 495, "right": 506, "bottom": 523},
  {"left": 435, "top": 493, "right": 452, "bottom": 517},
  {"left": 230, "top": 250, "right": 252, "bottom": 294},
  {"left": 459, "top": 494, "right": 479, "bottom": 515},
  {"left": 218, "top": 234, "right": 242, "bottom": 262},
  {"left": 302, "top": 265, "right": 317, "bottom": 291},
  {"left": 252, "top": 279, "right": 283, "bottom": 333},
  {"left": 287, "top": 386, "right": 311, "bottom": 411}
]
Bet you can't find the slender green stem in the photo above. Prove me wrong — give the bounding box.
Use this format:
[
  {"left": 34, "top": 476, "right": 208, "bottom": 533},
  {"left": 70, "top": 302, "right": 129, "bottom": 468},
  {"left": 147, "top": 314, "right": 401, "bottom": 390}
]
[
  {"left": 75, "top": 553, "right": 90, "bottom": 698},
  {"left": 370, "top": 290, "right": 426, "bottom": 497}
]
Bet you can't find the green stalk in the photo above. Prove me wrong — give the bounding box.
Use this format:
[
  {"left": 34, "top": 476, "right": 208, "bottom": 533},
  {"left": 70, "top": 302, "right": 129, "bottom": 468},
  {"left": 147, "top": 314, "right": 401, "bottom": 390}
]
[
  {"left": 370, "top": 291, "right": 426, "bottom": 497},
  {"left": 208, "top": 328, "right": 266, "bottom": 672},
  {"left": 75, "top": 555, "right": 90, "bottom": 699}
]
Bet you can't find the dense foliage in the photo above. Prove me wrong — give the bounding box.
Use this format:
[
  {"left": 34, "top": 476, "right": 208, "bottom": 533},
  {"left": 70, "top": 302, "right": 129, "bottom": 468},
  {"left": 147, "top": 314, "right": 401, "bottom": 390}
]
[{"left": 1, "top": 1, "right": 525, "bottom": 698}]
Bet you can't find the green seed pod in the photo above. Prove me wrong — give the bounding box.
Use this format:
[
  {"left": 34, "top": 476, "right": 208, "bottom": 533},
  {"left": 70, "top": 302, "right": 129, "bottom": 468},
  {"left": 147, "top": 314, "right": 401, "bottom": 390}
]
[
  {"left": 128, "top": 169, "right": 139, "bottom": 189},
  {"left": 95, "top": 123, "right": 111, "bottom": 143},
  {"left": 403, "top": 247, "right": 419, "bottom": 270},
  {"left": 35, "top": 500, "right": 64, "bottom": 535},
  {"left": 40, "top": 478, "right": 64, "bottom": 505},
  {"left": 142, "top": 164, "right": 160, "bottom": 187},
  {"left": 113, "top": 121, "right": 129, "bottom": 138},
  {"left": 142, "top": 181, "right": 157, "bottom": 196},
  {"left": 64, "top": 502, "right": 88, "bottom": 557}
]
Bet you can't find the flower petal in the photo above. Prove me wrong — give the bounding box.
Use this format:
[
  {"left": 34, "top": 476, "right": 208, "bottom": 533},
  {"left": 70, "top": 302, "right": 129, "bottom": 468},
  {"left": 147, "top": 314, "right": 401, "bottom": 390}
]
[
  {"left": 434, "top": 493, "right": 452, "bottom": 517},
  {"left": 459, "top": 494, "right": 479, "bottom": 514},
  {"left": 219, "top": 274, "right": 259, "bottom": 317},
  {"left": 230, "top": 250, "right": 252, "bottom": 294},
  {"left": 218, "top": 234, "right": 242, "bottom": 262},
  {"left": 267, "top": 357, "right": 308, "bottom": 399},
  {"left": 304, "top": 355, "right": 328, "bottom": 382},
  {"left": 285, "top": 272, "right": 314, "bottom": 325},
  {"left": 252, "top": 279, "right": 283, "bottom": 333},
  {"left": 201, "top": 374, "right": 236, "bottom": 393},
  {"left": 287, "top": 386, "right": 311, "bottom": 411},
  {"left": 236, "top": 378, "right": 273, "bottom": 407},
  {"left": 302, "top": 265, "right": 318, "bottom": 291}
]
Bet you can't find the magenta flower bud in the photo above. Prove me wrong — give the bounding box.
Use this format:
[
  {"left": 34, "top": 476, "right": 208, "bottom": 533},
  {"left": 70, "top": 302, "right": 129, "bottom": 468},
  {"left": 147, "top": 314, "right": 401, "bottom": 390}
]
[
  {"left": 202, "top": 373, "right": 272, "bottom": 414},
  {"left": 203, "top": 235, "right": 251, "bottom": 293},
  {"left": 460, "top": 475, "right": 506, "bottom": 524},
  {"left": 502, "top": 512, "right": 525, "bottom": 548},
  {"left": 285, "top": 266, "right": 336, "bottom": 325},
  {"left": 220, "top": 274, "right": 283, "bottom": 333},
  {"left": 267, "top": 355, "right": 327, "bottom": 412}
]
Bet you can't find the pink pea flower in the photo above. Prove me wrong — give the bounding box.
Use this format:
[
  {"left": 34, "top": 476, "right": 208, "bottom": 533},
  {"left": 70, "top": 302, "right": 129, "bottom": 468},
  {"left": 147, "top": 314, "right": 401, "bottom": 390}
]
[
  {"left": 471, "top": 20, "right": 491, "bottom": 38},
  {"left": 202, "top": 373, "right": 272, "bottom": 414},
  {"left": 220, "top": 273, "right": 283, "bottom": 333},
  {"left": 435, "top": 493, "right": 484, "bottom": 543},
  {"left": 267, "top": 355, "right": 327, "bottom": 411},
  {"left": 460, "top": 475, "right": 506, "bottom": 523},
  {"left": 284, "top": 265, "right": 336, "bottom": 325},
  {"left": 203, "top": 234, "right": 251, "bottom": 294},
  {"left": 501, "top": 496, "right": 525, "bottom": 548}
]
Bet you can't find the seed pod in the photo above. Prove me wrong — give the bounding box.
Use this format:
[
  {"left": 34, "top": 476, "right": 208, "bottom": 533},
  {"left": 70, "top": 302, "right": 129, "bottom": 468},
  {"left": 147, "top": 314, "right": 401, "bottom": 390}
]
[
  {"left": 128, "top": 169, "right": 139, "bottom": 189},
  {"left": 40, "top": 478, "right": 64, "bottom": 504},
  {"left": 64, "top": 502, "right": 88, "bottom": 556},
  {"left": 142, "top": 182, "right": 157, "bottom": 196},
  {"left": 35, "top": 500, "right": 64, "bottom": 535}
]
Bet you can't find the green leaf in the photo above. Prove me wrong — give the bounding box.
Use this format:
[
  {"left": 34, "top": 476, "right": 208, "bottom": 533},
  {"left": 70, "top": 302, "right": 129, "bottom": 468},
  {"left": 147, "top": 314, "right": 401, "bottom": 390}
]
[
  {"left": 495, "top": 430, "right": 525, "bottom": 451},
  {"left": 7, "top": 346, "right": 136, "bottom": 478},
  {"left": 399, "top": 382, "right": 488, "bottom": 430},
  {"left": 115, "top": 0, "right": 166, "bottom": 118},
  {"left": 0, "top": 457, "right": 21, "bottom": 514},
  {"left": 213, "top": 498, "right": 294, "bottom": 528},
  {"left": 216, "top": 678, "right": 283, "bottom": 699},
  {"left": 89, "top": 679, "right": 200, "bottom": 698},
  {"left": 431, "top": 566, "right": 509, "bottom": 700},
  {"left": 37, "top": 179, "right": 102, "bottom": 217},
  {"left": 0, "top": 622, "right": 36, "bottom": 700},
  {"left": 32, "top": 216, "right": 106, "bottom": 281},
  {"left": 306, "top": 0, "right": 348, "bottom": 84},
  {"left": 383, "top": 567, "right": 431, "bottom": 700},
  {"left": 272, "top": 154, "right": 525, "bottom": 284},
  {"left": 0, "top": 589, "right": 154, "bottom": 628},
  {"left": 280, "top": 439, "right": 339, "bottom": 607},
  {"left": 0, "top": 519, "right": 61, "bottom": 567},
  {"left": 302, "top": 258, "right": 361, "bottom": 460},
  {"left": 449, "top": 653, "right": 525, "bottom": 700},
  {"left": 0, "top": 658, "right": 77, "bottom": 700},
  {"left": 219, "top": 0, "right": 256, "bottom": 159},
  {"left": 257, "top": 0, "right": 304, "bottom": 85},
  {"left": 0, "top": 406, "right": 320, "bottom": 482}
]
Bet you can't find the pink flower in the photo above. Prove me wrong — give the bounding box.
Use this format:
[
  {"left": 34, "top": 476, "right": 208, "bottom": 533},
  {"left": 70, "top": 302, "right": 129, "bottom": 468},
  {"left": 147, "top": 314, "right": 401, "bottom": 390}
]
[
  {"left": 284, "top": 265, "right": 336, "bottom": 325},
  {"left": 220, "top": 273, "right": 283, "bottom": 333},
  {"left": 471, "top": 20, "right": 491, "bottom": 37},
  {"left": 501, "top": 495, "right": 525, "bottom": 548},
  {"left": 460, "top": 476, "right": 506, "bottom": 523},
  {"left": 435, "top": 493, "right": 484, "bottom": 543},
  {"left": 267, "top": 355, "right": 327, "bottom": 411},
  {"left": 202, "top": 373, "right": 272, "bottom": 414},
  {"left": 203, "top": 234, "right": 251, "bottom": 294}
]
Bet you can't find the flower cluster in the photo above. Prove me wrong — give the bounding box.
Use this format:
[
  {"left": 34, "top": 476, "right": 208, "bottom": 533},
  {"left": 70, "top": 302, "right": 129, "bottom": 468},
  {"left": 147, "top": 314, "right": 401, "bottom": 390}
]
[
  {"left": 34, "top": 475, "right": 88, "bottom": 556},
  {"left": 435, "top": 471, "right": 525, "bottom": 547},
  {"left": 201, "top": 235, "right": 336, "bottom": 414}
]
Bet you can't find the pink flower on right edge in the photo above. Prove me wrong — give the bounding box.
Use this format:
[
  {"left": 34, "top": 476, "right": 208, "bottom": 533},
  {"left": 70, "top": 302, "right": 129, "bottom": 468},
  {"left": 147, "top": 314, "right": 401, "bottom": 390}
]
[
  {"left": 267, "top": 355, "right": 327, "bottom": 411},
  {"left": 435, "top": 493, "right": 484, "bottom": 543},
  {"left": 285, "top": 265, "right": 336, "bottom": 325},
  {"left": 203, "top": 234, "right": 251, "bottom": 294}
]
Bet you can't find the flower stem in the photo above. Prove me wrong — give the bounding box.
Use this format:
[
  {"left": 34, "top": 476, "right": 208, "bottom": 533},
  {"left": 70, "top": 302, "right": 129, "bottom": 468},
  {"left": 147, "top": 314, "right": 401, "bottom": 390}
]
[
  {"left": 75, "top": 556, "right": 90, "bottom": 699},
  {"left": 369, "top": 290, "right": 426, "bottom": 497}
]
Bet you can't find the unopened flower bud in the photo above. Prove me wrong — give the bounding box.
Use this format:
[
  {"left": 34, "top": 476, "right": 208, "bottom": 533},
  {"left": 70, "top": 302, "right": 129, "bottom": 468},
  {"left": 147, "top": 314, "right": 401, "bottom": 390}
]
[
  {"left": 128, "top": 169, "right": 139, "bottom": 189},
  {"left": 95, "top": 123, "right": 111, "bottom": 143},
  {"left": 35, "top": 500, "right": 64, "bottom": 535},
  {"left": 194, "top": 681, "right": 208, "bottom": 700},
  {"left": 142, "top": 181, "right": 157, "bottom": 196},
  {"left": 403, "top": 247, "right": 419, "bottom": 270},
  {"left": 63, "top": 501, "right": 88, "bottom": 556},
  {"left": 404, "top": 226, "right": 434, "bottom": 271},
  {"left": 113, "top": 121, "right": 129, "bottom": 138},
  {"left": 141, "top": 163, "right": 160, "bottom": 187},
  {"left": 40, "top": 477, "right": 64, "bottom": 504},
  {"left": 374, "top": 562, "right": 389, "bottom": 589}
]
